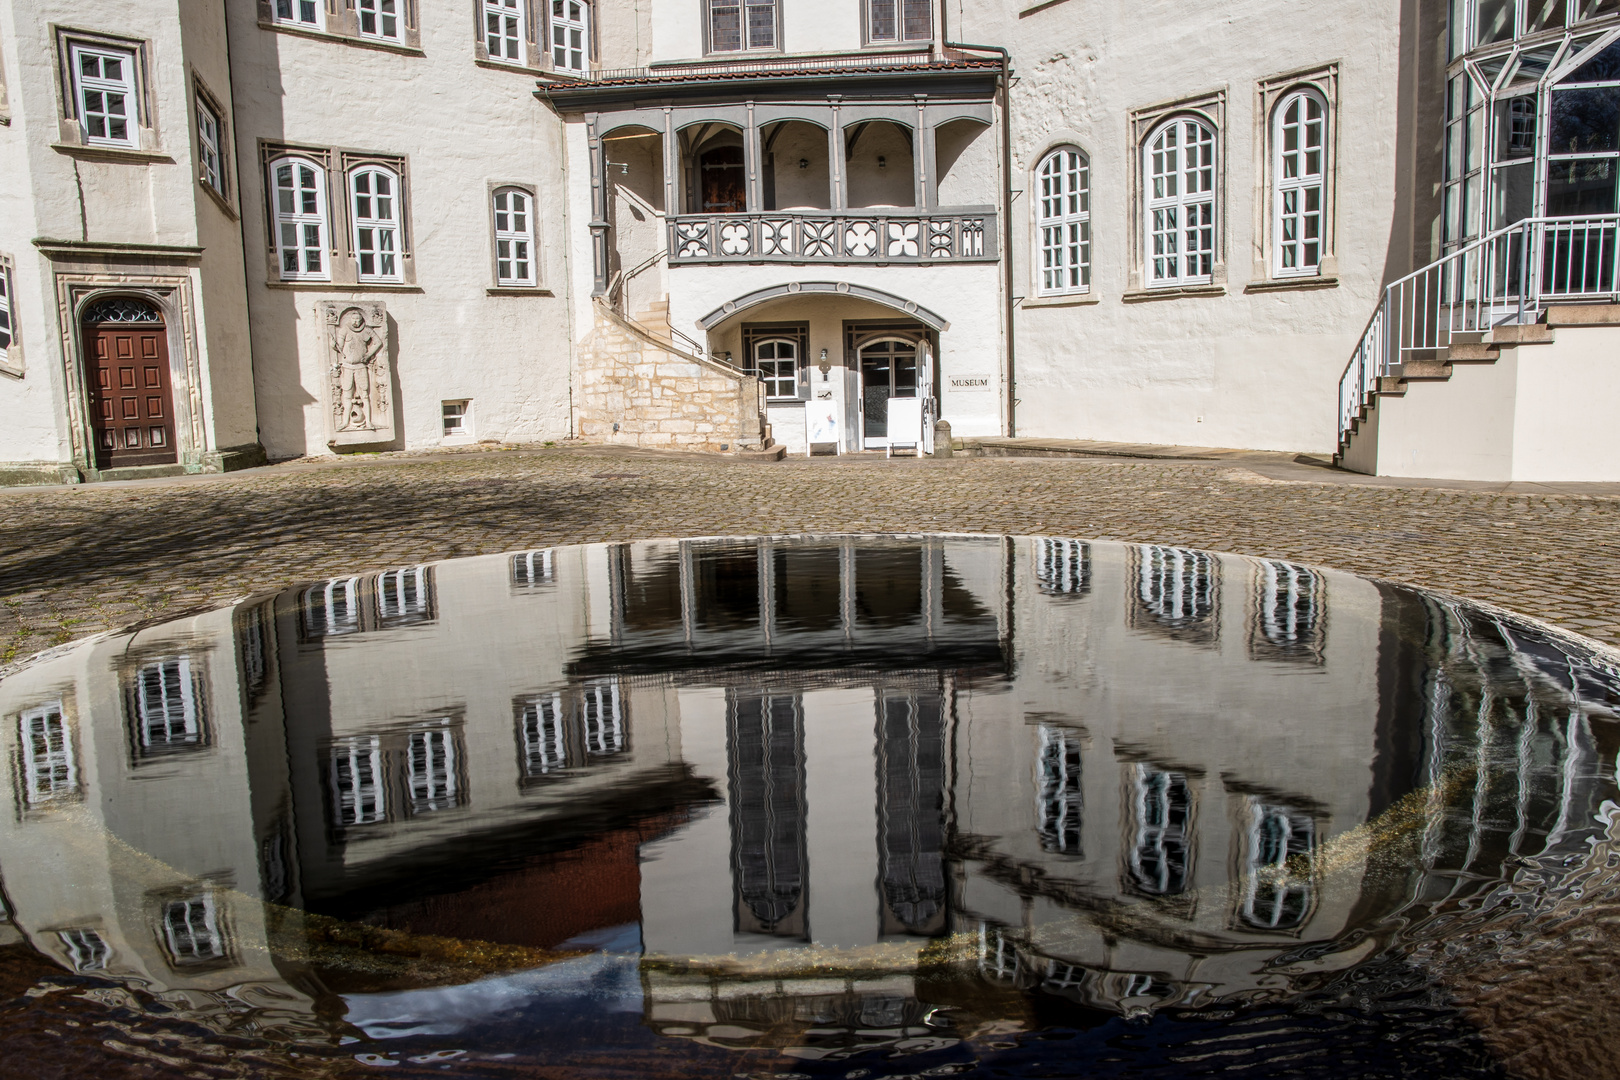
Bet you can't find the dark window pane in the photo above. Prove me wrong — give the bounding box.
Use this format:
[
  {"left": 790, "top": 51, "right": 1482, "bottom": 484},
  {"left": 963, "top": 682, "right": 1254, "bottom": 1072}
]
[
  {"left": 1547, "top": 156, "right": 1617, "bottom": 215},
  {"left": 869, "top": 0, "right": 895, "bottom": 39},
  {"left": 1551, "top": 87, "right": 1620, "bottom": 154},
  {"left": 709, "top": 0, "right": 741, "bottom": 50},
  {"left": 901, "top": 0, "right": 931, "bottom": 39},
  {"left": 1475, "top": 0, "right": 1514, "bottom": 44},
  {"left": 1565, "top": 40, "right": 1620, "bottom": 83}
]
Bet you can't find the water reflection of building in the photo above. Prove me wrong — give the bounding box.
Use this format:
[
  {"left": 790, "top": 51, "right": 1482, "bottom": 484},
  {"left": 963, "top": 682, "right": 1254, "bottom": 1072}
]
[{"left": 0, "top": 535, "right": 1616, "bottom": 1057}]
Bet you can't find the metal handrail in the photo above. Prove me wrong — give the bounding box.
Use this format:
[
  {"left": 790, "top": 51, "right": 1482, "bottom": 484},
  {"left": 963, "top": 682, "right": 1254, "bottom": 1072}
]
[{"left": 1337, "top": 214, "right": 1620, "bottom": 448}]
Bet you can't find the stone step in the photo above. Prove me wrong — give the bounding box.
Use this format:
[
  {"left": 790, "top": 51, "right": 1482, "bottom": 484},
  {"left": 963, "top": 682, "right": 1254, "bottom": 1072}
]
[
  {"left": 1393, "top": 359, "right": 1454, "bottom": 379},
  {"left": 1443, "top": 342, "right": 1498, "bottom": 362},
  {"left": 1546, "top": 302, "right": 1620, "bottom": 326},
  {"left": 1486, "top": 323, "right": 1554, "bottom": 346}
]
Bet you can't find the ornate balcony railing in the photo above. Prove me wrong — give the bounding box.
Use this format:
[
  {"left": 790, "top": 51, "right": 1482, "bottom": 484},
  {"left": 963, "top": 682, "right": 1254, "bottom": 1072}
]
[{"left": 666, "top": 211, "right": 997, "bottom": 266}]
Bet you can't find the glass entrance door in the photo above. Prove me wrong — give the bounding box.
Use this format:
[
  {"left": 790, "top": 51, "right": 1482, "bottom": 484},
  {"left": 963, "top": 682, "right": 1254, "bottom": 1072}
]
[{"left": 859, "top": 338, "right": 918, "bottom": 448}]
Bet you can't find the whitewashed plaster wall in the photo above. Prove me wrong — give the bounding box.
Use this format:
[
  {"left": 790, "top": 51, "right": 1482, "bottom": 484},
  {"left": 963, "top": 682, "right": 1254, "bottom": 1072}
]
[
  {"left": 962, "top": 0, "right": 1410, "bottom": 453},
  {"left": 0, "top": 0, "right": 257, "bottom": 470},
  {"left": 649, "top": 0, "right": 867, "bottom": 63},
  {"left": 228, "top": 4, "right": 576, "bottom": 459}
]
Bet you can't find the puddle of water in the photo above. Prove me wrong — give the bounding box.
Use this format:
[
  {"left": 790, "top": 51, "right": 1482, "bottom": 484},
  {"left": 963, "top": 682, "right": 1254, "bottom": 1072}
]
[{"left": 2, "top": 535, "right": 1619, "bottom": 1079}]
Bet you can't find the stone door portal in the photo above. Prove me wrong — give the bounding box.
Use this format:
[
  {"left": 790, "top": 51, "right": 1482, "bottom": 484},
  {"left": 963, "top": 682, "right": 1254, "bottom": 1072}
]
[
  {"left": 859, "top": 338, "right": 918, "bottom": 448},
  {"left": 83, "top": 297, "right": 177, "bottom": 469}
]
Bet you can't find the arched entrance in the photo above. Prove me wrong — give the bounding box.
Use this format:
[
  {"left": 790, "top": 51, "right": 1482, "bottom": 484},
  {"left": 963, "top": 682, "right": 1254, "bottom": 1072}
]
[
  {"left": 81, "top": 296, "right": 176, "bottom": 468},
  {"left": 857, "top": 335, "right": 933, "bottom": 451}
]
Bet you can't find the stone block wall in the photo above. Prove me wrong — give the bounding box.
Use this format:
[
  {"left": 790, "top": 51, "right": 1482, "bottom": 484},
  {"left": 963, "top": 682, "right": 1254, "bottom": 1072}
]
[{"left": 576, "top": 305, "right": 763, "bottom": 452}]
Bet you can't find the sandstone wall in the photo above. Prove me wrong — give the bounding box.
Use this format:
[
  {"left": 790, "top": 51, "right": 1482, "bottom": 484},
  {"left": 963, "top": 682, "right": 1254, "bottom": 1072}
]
[{"left": 577, "top": 305, "right": 763, "bottom": 453}]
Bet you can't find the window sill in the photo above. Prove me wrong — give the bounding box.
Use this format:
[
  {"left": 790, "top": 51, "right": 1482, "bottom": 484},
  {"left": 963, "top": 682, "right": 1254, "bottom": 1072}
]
[
  {"left": 200, "top": 181, "right": 239, "bottom": 221},
  {"left": 475, "top": 57, "right": 547, "bottom": 75},
  {"left": 1121, "top": 284, "right": 1226, "bottom": 303},
  {"left": 487, "top": 286, "right": 555, "bottom": 296},
  {"left": 51, "top": 142, "right": 173, "bottom": 165},
  {"left": 257, "top": 21, "right": 424, "bottom": 56},
  {"left": 1244, "top": 275, "right": 1338, "bottom": 294},
  {"left": 265, "top": 281, "right": 424, "bottom": 292},
  {"left": 0, "top": 354, "right": 23, "bottom": 380},
  {"left": 1020, "top": 292, "right": 1099, "bottom": 308}
]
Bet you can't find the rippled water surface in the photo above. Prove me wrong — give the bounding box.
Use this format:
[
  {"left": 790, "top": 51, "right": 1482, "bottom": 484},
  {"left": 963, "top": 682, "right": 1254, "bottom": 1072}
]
[{"left": 3, "top": 535, "right": 1620, "bottom": 1079}]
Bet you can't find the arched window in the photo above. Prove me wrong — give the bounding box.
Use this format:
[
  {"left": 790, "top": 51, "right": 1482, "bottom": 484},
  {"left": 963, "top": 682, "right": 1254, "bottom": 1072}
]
[
  {"left": 270, "top": 156, "right": 329, "bottom": 281},
  {"left": 1143, "top": 117, "right": 1216, "bottom": 287},
  {"left": 1273, "top": 90, "right": 1326, "bottom": 277},
  {"left": 350, "top": 165, "right": 402, "bottom": 283},
  {"left": 492, "top": 187, "right": 536, "bottom": 286},
  {"left": 1036, "top": 146, "right": 1091, "bottom": 296},
  {"left": 551, "top": 0, "right": 588, "bottom": 72},
  {"left": 754, "top": 337, "right": 798, "bottom": 399}
]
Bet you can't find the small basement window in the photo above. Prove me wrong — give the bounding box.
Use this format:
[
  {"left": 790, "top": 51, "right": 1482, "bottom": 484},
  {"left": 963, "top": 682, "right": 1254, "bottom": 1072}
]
[{"left": 442, "top": 400, "right": 472, "bottom": 440}]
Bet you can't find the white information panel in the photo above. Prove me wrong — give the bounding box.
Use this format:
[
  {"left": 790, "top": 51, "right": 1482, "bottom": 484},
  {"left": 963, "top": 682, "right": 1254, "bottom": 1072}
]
[
  {"left": 886, "top": 395, "right": 924, "bottom": 456},
  {"left": 806, "top": 399, "right": 840, "bottom": 453}
]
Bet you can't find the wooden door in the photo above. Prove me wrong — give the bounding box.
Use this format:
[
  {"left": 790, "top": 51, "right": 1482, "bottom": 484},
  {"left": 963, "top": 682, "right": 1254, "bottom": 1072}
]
[{"left": 87, "top": 321, "right": 177, "bottom": 468}]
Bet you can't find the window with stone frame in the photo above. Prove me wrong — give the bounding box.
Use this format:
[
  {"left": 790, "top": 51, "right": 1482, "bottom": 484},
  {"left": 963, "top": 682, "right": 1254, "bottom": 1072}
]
[
  {"left": 18, "top": 702, "right": 76, "bottom": 808},
  {"left": 69, "top": 42, "right": 139, "bottom": 149},
  {"left": 0, "top": 253, "right": 16, "bottom": 365},
  {"left": 492, "top": 186, "right": 538, "bottom": 286},
  {"left": 866, "top": 0, "right": 932, "bottom": 43},
  {"left": 349, "top": 164, "right": 403, "bottom": 283},
  {"left": 357, "top": 0, "right": 401, "bottom": 41},
  {"left": 484, "top": 0, "right": 526, "bottom": 62},
  {"left": 1273, "top": 89, "right": 1327, "bottom": 277},
  {"left": 1036, "top": 146, "right": 1091, "bottom": 296},
  {"left": 269, "top": 154, "right": 330, "bottom": 281},
  {"left": 273, "top": 0, "right": 323, "bottom": 29},
  {"left": 1144, "top": 116, "right": 1217, "bottom": 287},
  {"left": 551, "top": 0, "right": 589, "bottom": 72},
  {"left": 195, "top": 89, "right": 226, "bottom": 199},
  {"left": 709, "top": 0, "right": 778, "bottom": 52}
]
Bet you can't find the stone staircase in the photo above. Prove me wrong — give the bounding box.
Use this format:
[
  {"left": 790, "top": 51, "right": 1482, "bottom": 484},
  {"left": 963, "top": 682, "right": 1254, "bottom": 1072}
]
[{"left": 1335, "top": 303, "right": 1620, "bottom": 479}]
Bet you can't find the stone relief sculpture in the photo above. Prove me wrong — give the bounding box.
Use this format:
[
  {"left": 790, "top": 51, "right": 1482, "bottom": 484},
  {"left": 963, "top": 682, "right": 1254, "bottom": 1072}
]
[{"left": 321, "top": 301, "right": 394, "bottom": 448}]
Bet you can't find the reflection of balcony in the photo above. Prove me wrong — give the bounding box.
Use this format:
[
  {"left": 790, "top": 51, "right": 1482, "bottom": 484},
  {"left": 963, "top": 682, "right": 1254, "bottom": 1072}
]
[{"left": 667, "top": 210, "right": 996, "bottom": 266}]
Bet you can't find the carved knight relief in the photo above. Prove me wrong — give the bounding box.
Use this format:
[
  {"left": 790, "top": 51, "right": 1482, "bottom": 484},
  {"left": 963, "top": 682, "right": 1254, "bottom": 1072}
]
[{"left": 321, "top": 301, "right": 394, "bottom": 448}]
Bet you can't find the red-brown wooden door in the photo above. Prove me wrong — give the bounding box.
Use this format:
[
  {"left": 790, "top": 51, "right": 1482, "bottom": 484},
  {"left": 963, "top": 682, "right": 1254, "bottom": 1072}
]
[{"left": 86, "top": 320, "right": 177, "bottom": 468}]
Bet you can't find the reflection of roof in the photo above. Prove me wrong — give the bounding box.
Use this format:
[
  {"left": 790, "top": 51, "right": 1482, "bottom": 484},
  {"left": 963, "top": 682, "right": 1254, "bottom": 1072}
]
[{"left": 567, "top": 630, "right": 1009, "bottom": 681}]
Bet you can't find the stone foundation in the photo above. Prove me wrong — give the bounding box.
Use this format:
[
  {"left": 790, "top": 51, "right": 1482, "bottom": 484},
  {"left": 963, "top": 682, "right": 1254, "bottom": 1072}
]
[{"left": 576, "top": 303, "right": 763, "bottom": 453}]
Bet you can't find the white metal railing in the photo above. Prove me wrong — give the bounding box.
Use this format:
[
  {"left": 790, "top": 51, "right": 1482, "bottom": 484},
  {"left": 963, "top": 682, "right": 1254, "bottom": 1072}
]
[{"left": 1337, "top": 214, "right": 1620, "bottom": 447}]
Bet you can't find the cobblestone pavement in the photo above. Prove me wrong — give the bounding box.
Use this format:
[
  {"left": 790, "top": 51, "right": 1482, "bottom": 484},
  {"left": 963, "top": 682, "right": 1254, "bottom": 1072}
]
[{"left": 3, "top": 444, "right": 1620, "bottom": 667}]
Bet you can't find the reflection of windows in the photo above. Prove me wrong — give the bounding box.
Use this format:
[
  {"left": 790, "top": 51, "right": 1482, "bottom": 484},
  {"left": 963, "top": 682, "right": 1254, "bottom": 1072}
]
[
  {"left": 1239, "top": 802, "right": 1315, "bottom": 931},
  {"left": 977, "top": 923, "right": 1019, "bottom": 983},
  {"left": 866, "top": 0, "right": 931, "bottom": 43},
  {"left": 259, "top": 820, "right": 294, "bottom": 904},
  {"left": 129, "top": 657, "right": 208, "bottom": 760},
  {"left": 708, "top": 0, "right": 777, "bottom": 52},
  {"left": 161, "top": 894, "right": 229, "bottom": 968},
  {"left": 877, "top": 691, "right": 948, "bottom": 935},
  {"left": 1127, "top": 766, "right": 1193, "bottom": 896},
  {"left": 1033, "top": 538, "right": 1090, "bottom": 596},
  {"left": 19, "top": 702, "right": 76, "bottom": 806},
  {"left": 1130, "top": 545, "right": 1218, "bottom": 644},
  {"left": 512, "top": 548, "right": 555, "bottom": 587},
  {"left": 582, "top": 679, "right": 624, "bottom": 756},
  {"left": 234, "top": 602, "right": 272, "bottom": 706},
  {"left": 517, "top": 692, "right": 568, "bottom": 778},
  {"left": 302, "top": 576, "right": 360, "bottom": 637},
  {"left": 1036, "top": 725, "right": 1083, "bottom": 856},
  {"left": 1036, "top": 147, "right": 1091, "bottom": 296},
  {"left": 407, "top": 721, "right": 463, "bottom": 815},
  {"left": 728, "top": 692, "right": 806, "bottom": 937},
  {"left": 376, "top": 565, "right": 433, "bottom": 627},
  {"left": 329, "top": 736, "right": 386, "bottom": 827},
  {"left": 58, "top": 928, "right": 110, "bottom": 972},
  {"left": 1250, "top": 560, "right": 1325, "bottom": 663}
]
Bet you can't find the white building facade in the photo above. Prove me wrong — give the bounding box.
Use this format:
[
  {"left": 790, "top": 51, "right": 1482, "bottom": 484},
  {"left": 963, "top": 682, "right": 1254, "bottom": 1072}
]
[{"left": 12, "top": 1, "right": 1620, "bottom": 481}]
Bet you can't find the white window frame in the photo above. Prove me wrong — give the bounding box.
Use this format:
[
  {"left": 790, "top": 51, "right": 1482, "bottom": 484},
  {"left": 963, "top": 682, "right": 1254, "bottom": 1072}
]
[
  {"left": 708, "top": 0, "right": 779, "bottom": 53},
  {"left": 349, "top": 164, "right": 403, "bottom": 283},
  {"left": 273, "top": 0, "right": 324, "bottom": 30},
  {"left": 58, "top": 928, "right": 110, "bottom": 972},
  {"left": 162, "top": 894, "right": 227, "bottom": 966},
  {"left": 1239, "top": 800, "right": 1316, "bottom": 930},
  {"left": 865, "top": 0, "right": 932, "bottom": 44},
  {"left": 69, "top": 42, "right": 139, "bottom": 149},
  {"left": 550, "top": 0, "right": 589, "bottom": 73},
  {"left": 442, "top": 399, "right": 473, "bottom": 440},
  {"left": 753, "top": 337, "right": 799, "bottom": 400},
  {"left": 330, "top": 735, "right": 387, "bottom": 826},
  {"left": 1035, "top": 725, "right": 1083, "bottom": 855},
  {"left": 1144, "top": 116, "right": 1217, "bottom": 288},
  {"left": 581, "top": 679, "right": 624, "bottom": 756},
  {"left": 19, "top": 702, "right": 76, "bottom": 806},
  {"left": 302, "top": 575, "right": 360, "bottom": 636},
  {"left": 1128, "top": 765, "right": 1194, "bottom": 896},
  {"left": 1272, "top": 89, "right": 1327, "bottom": 278},
  {"left": 512, "top": 548, "right": 555, "bottom": 586},
  {"left": 131, "top": 656, "right": 206, "bottom": 757},
  {"left": 484, "top": 0, "right": 525, "bottom": 63},
  {"left": 196, "top": 94, "right": 224, "bottom": 197},
  {"left": 270, "top": 155, "right": 330, "bottom": 282},
  {"left": 377, "top": 565, "right": 431, "bottom": 620},
  {"left": 519, "top": 692, "right": 568, "bottom": 777},
  {"left": 1035, "top": 147, "right": 1091, "bottom": 296},
  {"left": 407, "top": 721, "right": 460, "bottom": 814},
  {"left": 492, "top": 187, "right": 537, "bottom": 285},
  {"left": 357, "top": 0, "right": 402, "bottom": 41},
  {"left": 0, "top": 254, "right": 15, "bottom": 362}
]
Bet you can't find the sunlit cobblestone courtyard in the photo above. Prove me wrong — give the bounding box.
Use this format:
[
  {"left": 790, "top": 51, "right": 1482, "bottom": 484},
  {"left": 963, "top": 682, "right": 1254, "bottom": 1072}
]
[{"left": 4, "top": 444, "right": 1619, "bottom": 669}]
